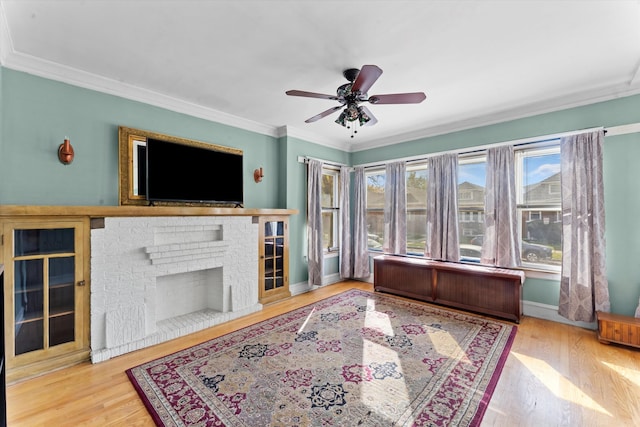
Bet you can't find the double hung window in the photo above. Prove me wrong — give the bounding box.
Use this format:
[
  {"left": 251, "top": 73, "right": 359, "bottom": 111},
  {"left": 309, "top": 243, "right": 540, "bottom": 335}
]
[
  {"left": 405, "top": 163, "right": 428, "bottom": 254},
  {"left": 515, "top": 143, "right": 561, "bottom": 269},
  {"left": 365, "top": 168, "right": 385, "bottom": 251},
  {"left": 321, "top": 167, "right": 340, "bottom": 252},
  {"left": 457, "top": 156, "right": 487, "bottom": 261}
]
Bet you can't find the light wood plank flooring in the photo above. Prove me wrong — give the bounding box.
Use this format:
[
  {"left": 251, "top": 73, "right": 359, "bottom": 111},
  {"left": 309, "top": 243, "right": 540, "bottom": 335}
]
[{"left": 7, "top": 281, "right": 640, "bottom": 426}]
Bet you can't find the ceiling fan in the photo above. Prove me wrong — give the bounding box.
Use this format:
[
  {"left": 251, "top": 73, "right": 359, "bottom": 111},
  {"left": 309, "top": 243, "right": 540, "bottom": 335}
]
[{"left": 286, "top": 65, "right": 426, "bottom": 137}]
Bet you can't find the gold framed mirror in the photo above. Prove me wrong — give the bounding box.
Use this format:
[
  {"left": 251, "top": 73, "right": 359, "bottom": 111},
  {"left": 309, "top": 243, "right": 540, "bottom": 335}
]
[{"left": 118, "top": 126, "right": 243, "bottom": 206}]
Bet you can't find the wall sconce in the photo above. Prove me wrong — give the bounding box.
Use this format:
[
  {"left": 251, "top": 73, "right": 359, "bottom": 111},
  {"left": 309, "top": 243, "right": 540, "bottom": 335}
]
[
  {"left": 58, "top": 137, "right": 75, "bottom": 165},
  {"left": 254, "top": 167, "right": 264, "bottom": 183}
]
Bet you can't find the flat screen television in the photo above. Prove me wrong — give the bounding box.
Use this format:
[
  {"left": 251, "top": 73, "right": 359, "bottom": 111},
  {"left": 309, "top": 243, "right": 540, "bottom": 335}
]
[{"left": 145, "top": 137, "right": 243, "bottom": 206}]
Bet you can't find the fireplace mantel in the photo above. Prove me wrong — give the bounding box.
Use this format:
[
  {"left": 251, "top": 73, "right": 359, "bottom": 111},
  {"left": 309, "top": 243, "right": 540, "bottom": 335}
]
[{"left": 0, "top": 205, "right": 297, "bottom": 218}]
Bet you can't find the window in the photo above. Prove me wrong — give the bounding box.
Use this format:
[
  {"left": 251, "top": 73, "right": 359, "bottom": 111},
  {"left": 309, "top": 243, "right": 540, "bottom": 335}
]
[
  {"left": 359, "top": 139, "right": 562, "bottom": 274},
  {"left": 516, "top": 144, "right": 561, "bottom": 269},
  {"left": 365, "top": 164, "right": 428, "bottom": 254},
  {"left": 406, "top": 162, "right": 428, "bottom": 254},
  {"left": 365, "top": 168, "right": 385, "bottom": 251},
  {"left": 321, "top": 167, "right": 340, "bottom": 252},
  {"left": 458, "top": 156, "right": 486, "bottom": 262}
]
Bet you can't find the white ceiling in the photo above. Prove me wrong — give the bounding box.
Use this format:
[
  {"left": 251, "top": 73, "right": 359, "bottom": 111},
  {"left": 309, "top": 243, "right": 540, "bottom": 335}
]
[{"left": 1, "top": 1, "right": 640, "bottom": 151}]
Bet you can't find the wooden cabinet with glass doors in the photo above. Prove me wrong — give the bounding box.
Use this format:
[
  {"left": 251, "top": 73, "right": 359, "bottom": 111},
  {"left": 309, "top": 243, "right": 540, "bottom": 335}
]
[
  {"left": 258, "top": 216, "right": 290, "bottom": 304},
  {"left": 1, "top": 218, "right": 90, "bottom": 383}
]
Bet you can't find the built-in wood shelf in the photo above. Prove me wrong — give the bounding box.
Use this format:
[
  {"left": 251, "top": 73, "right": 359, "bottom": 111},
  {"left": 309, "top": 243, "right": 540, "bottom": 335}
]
[{"left": 596, "top": 311, "right": 640, "bottom": 349}]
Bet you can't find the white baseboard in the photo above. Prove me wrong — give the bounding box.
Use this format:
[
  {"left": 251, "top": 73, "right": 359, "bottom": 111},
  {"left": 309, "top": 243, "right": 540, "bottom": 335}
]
[
  {"left": 289, "top": 272, "right": 368, "bottom": 296},
  {"left": 289, "top": 281, "right": 312, "bottom": 296},
  {"left": 523, "top": 300, "right": 596, "bottom": 330}
]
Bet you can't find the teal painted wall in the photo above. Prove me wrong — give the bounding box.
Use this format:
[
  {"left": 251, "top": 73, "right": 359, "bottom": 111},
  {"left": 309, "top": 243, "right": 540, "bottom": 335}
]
[
  {"left": 0, "top": 68, "right": 280, "bottom": 208},
  {"left": 0, "top": 65, "right": 3, "bottom": 162},
  {"left": 353, "top": 94, "right": 640, "bottom": 316}
]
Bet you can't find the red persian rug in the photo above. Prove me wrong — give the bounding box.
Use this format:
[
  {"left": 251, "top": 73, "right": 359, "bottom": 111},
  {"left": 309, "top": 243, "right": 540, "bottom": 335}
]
[{"left": 127, "top": 289, "right": 516, "bottom": 426}]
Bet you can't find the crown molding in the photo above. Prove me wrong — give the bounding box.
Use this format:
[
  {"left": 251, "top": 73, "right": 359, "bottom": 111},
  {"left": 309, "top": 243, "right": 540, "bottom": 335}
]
[
  {"left": 1, "top": 45, "right": 280, "bottom": 139},
  {"left": 349, "top": 80, "right": 640, "bottom": 152}
]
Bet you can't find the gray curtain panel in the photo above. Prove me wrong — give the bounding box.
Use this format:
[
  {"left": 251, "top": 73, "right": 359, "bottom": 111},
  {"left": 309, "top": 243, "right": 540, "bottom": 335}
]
[
  {"left": 481, "top": 145, "right": 521, "bottom": 267},
  {"left": 425, "top": 153, "right": 460, "bottom": 261},
  {"left": 558, "top": 130, "right": 610, "bottom": 322},
  {"left": 339, "top": 166, "right": 353, "bottom": 279},
  {"left": 307, "top": 159, "right": 324, "bottom": 286},
  {"left": 353, "top": 166, "right": 371, "bottom": 278},
  {"left": 383, "top": 161, "right": 407, "bottom": 255}
]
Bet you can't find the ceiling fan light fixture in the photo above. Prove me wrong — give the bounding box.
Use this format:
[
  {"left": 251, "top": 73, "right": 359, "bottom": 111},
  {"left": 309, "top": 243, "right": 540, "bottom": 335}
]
[
  {"left": 344, "top": 104, "right": 360, "bottom": 121},
  {"left": 357, "top": 106, "right": 371, "bottom": 126},
  {"left": 335, "top": 111, "right": 347, "bottom": 127}
]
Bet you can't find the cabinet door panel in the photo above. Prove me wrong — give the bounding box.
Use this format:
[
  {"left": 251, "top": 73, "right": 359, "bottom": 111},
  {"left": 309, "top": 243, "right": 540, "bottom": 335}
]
[
  {"left": 2, "top": 217, "right": 90, "bottom": 382},
  {"left": 258, "top": 217, "right": 290, "bottom": 304}
]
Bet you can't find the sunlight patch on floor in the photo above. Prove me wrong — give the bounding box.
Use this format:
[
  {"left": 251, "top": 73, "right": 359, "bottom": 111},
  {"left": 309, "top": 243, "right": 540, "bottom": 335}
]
[
  {"left": 429, "top": 328, "right": 465, "bottom": 360},
  {"left": 361, "top": 338, "right": 412, "bottom": 424},
  {"left": 512, "top": 352, "right": 613, "bottom": 416},
  {"left": 601, "top": 361, "right": 640, "bottom": 388},
  {"left": 364, "top": 298, "right": 394, "bottom": 336}
]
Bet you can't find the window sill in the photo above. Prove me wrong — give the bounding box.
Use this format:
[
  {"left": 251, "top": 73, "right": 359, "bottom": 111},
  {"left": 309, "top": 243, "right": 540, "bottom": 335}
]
[{"left": 324, "top": 251, "right": 339, "bottom": 259}]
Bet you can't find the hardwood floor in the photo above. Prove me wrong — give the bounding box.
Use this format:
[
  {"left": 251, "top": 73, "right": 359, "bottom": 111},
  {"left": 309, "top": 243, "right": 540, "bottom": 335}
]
[{"left": 7, "top": 281, "right": 640, "bottom": 426}]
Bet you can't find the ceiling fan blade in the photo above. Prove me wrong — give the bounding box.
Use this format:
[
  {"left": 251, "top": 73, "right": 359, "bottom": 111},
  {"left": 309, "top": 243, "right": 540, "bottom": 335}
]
[
  {"left": 286, "top": 90, "right": 339, "bottom": 100},
  {"left": 305, "top": 106, "right": 343, "bottom": 123},
  {"left": 360, "top": 106, "right": 378, "bottom": 126},
  {"left": 351, "top": 65, "right": 383, "bottom": 94},
  {"left": 368, "top": 92, "right": 426, "bottom": 104}
]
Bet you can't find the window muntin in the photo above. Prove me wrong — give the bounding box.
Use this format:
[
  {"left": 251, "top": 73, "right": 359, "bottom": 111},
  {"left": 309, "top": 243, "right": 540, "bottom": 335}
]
[{"left": 321, "top": 168, "right": 340, "bottom": 252}]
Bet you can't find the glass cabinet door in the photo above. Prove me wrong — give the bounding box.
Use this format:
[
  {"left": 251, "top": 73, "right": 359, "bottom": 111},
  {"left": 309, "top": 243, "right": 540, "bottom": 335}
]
[
  {"left": 2, "top": 218, "right": 89, "bottom": 382},
  {"left": 13, "top": 228, "right": 77, "bottom": 355},
  {"left": 259, "top": 217, "right": 290, "bottom": 304},
  {"left": 263, "top": 220, "right": 284, "bottom": 291}
]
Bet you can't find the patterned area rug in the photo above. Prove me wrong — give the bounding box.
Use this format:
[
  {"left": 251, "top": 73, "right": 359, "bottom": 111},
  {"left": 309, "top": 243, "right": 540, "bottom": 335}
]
[{"left": 127, "top": 289, "right": 516, "bottom": 426}]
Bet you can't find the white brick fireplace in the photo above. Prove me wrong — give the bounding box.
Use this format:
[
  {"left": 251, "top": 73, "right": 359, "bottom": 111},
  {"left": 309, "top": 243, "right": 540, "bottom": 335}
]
[{"left": 90, "top": 216, "right": 261, "bottom": 362}]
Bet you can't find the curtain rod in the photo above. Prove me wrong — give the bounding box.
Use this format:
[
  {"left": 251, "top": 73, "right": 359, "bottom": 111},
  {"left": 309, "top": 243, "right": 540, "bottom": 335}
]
[
  {"left": 297, "top": 155, "right": 347, "bottom": 169},
  {"left": 353, "top": 126, "right": 611, "bottom": 169},
  {"left": 298, "top": 122, "right": 639, "bottom": 171}
]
